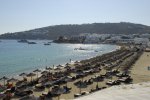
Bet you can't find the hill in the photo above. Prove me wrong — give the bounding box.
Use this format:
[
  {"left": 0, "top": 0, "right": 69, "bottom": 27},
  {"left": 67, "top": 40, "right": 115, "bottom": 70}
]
[{"left": 0, "top": 22, "right": 150, "bottom": 40}]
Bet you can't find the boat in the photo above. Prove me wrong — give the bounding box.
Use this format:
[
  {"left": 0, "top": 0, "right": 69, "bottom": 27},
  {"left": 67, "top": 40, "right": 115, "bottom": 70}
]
[
  {"left": 94, "top": 50, "right": 98, "bottom": 52},
  {"left": 17, "top": 39, "right": 28, "bottom": 43},
  {"left": 74, "top": 47, "right": 87, "bottom": 50},
  {"left": 27, "top": 42, "right": 37, "bottom": 44},
  {"left": 44, "top": 43, "right": 51, "bottom": 45}
]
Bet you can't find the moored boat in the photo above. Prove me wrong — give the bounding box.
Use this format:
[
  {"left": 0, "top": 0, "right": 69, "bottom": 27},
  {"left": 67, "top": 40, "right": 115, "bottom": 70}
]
[
  {"left": 44, "top": 43, "right": 51, "bottom": 45},
  {"left": 17, "top": 39, "right": 28, "bottom": 43},
  {"left": 28, "top": 42, "right": 37, "bottom": 44}
]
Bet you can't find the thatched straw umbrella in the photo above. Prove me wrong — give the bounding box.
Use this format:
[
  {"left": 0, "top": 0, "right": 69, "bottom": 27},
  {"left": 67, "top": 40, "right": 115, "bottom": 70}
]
[
  {"left": 57, "top": 64, "right": 64, "bottom": 68},
  {"left": 0, "top": 76, "right": 9, "bottom": 86},
  {"left": 7, "top": 77, "right": 18, "bottom": 85},
  {"left": 46, "top": 67, "right": 53, "bottom": 78},
  {"left": 46, "top": 67, "right": 52, "bottom": 73},
  {"left": 94, "top": 75, "right": 100, "bottom": 88},
  {"left": 33, "top": 69, "right": 41, "bottom": 79},
  {"left": 27, "top": 73, "right": 36, "bottom": 82},
  {"left": 41, "top": 70, "right": 49, "bottom": 76},
  {"left": 65, "top": 63, "right": 71, "bottom": 67},
  {"left": 64, "top": 76, "right": 72, "bottom": 87},
  {"left": 19, "top": 72, "right": 27, "bottom": 80},
  {"left": 55, "top": 67, "right": 61, "bottom": 71},
  {"left": 75, "top": 73, "right": 85, "bottom": 94},
  {"left": 57, "top": 90, "right": 63, "bottom": 100},
  {"left": 52, "top": 85, "right": 64, "bottom": 100}
]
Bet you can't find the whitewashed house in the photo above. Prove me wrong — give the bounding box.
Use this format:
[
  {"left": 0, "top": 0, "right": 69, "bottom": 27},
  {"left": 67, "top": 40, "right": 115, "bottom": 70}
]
[
  {"left": 84, "top": 34, "right": 101, "bottom": 43},
  {"left": 140, "top": 33, "right": 150, "bottom": 38},
  {"left": 134, "top": 38, "right": 149, "bottom": 45}
]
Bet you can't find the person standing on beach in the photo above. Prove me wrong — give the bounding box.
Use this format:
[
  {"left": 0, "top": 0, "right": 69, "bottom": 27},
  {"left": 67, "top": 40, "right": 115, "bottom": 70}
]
[{"left": 70, "top": 59, "right": 71, "bottom": 63}]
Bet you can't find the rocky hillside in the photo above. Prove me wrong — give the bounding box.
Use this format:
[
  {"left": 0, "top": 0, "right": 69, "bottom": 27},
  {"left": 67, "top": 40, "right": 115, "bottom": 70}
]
[{"left": 0, "top": 22, "right": 150, "bottom": 40}]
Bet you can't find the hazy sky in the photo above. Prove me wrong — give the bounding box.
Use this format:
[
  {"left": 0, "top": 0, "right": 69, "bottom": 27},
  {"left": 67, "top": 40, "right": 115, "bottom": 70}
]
[{"left": 0, "top": 0, "right": 150, "bottom": 34}]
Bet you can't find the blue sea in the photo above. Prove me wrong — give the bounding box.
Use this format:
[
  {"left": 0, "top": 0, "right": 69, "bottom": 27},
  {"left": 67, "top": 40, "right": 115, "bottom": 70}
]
[{"left": 0, "top": 40, "right": 118, "bottom": 77}]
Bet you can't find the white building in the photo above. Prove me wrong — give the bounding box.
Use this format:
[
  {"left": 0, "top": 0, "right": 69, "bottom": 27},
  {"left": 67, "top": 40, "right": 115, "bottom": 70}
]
[
  {"left": 140, "top": 33, "right": 150, "bottom": 38},
  {"left": 84, "top": 34, "right": 101, "bottom": 43},
  {"left": 110, "top": 36, "right": 121, "bottom": 41},
  {"left": 99, "top": 34, "right": 111, "bottom": 41},
  {"left": 134, "top": 38, "right": 149, "bottom": 45}
]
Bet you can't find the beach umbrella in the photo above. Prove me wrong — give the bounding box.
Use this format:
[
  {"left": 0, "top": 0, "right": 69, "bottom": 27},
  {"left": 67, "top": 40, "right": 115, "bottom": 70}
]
[
  {"left": 46, "top": 67, "right": 52, "bottom": 70},
  {"left": 46, "top": 67, "right": 52, "bottom": 73},
  {"left": 27, "top": 73, "right": 36, "bottom": 82},
  {"left": 46, "top": 67, "right": 53, "bottom": 78},
  {"left": 0, "top": 76, "right": 9, "bottom": 86},
  {"left": 54, "top": 87, "right": 64, "bottom": 100},
  {"left": 33, "top": 69, "right": 41, "bottom": 79},
  {"left": 64, "top": 76, "right": 72, "bottom": 87},
  {"left": 57, "top": 90, "right": 62, "bottom": 100},
  {"left": 19, "top": 72, "right": 27, "bottom": 79},
  {"left": 19, "top": 72, "right": 27, "bottom": 76},
  {"left": 74, "top": 61, "right": 79, "bottom": 64},
  {"left": 94, "top": 75, "right": 100, "bottom": 88},
  {"left": 65, "top": 63, "right": 69, "bottom": 66},
  {"left": 54, "top": 67, "right": 61, "bottom": 71},
  {"left": 74, "top": 63, "right": 81, "bottom": 67},
  {"left": 57, "top": 64, "right": 64, "bottom": 68},
  {"left": 41, "top": 70, "right": 49, "bottom": 75},
  {"left": 7, "top": 77, "right": 18, "bottom": 85},
  {"left": 65, "top": 64, "right": 71, "bottom": 69},
  {"left": 33, "top": 69, "right": 41, "bottom": 72},
  {"left": 75, "top": 73, "right": 86, "bottom": 94},
  {"left": 66, "top": 63, "right": 72, "bottom": 67},
  {"left": 77, "top": 81, "right": 87, "bottom": 94}
]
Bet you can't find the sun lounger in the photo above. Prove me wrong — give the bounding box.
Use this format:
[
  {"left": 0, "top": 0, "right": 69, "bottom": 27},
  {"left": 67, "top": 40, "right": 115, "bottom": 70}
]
[{"left": 74, "top": 93, "right": 82, "bottom": 98}]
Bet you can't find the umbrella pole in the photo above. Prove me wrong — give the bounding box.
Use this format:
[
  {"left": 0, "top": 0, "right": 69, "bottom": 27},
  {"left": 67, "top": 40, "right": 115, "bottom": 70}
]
[
  {"left": 4, "top": 80, "right": 5, "bottom": 86},
  {"left": 49, "top": 70, "right": 50, "bottom": 77},
  {"left": 53, "top": 65, "right": 54, "bottom": 70},
  {"left": 96, "top": 81, "right": 99, "bottom": 89},
  {"left": 80, "top": 77, "right": 84, "bottom": 94},
  {"left": 58, "top": 85, "right": 61, "bottom": 100},
  {"left": 96, "top": 72, "right": 99, "bottom": 88},
  {"left": 58, "top": 95, "right": 60, "bottom": 100},
  {"left": 79, "top": 87, "right": 81, "bottom": 94},
  {"left": 79, "top": 82, "right": 81, "bottom": 94},
  {"left": 37, "top": 72, "right": 38, "bottom": 79},
  {"left": 31, "top": 76, "right": 32, "bottom": 82}
]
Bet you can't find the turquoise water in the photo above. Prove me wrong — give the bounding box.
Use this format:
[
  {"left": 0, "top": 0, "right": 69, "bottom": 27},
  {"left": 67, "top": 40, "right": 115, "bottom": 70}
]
[{"left": 0, "top": 40, "right": 118, "bottom": 77}]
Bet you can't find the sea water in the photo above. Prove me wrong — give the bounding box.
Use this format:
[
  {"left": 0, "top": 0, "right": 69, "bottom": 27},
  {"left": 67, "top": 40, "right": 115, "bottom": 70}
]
[{"left": 0, "top": 40, "right": 118, "bottom": 77}]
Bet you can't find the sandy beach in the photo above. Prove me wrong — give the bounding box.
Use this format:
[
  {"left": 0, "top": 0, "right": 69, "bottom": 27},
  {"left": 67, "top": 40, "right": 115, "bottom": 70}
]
[
  {"left": 131, "top": 51, "right": 150, "bottom": 83},
  {"left": 1, "top": 46, "right": 150, "bottom": 100}
]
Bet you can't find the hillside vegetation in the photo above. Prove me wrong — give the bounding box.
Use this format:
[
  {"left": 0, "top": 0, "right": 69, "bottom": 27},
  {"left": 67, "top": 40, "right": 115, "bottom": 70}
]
[{"left": 0, "top": 22, "right": 150, "bottom": 40}]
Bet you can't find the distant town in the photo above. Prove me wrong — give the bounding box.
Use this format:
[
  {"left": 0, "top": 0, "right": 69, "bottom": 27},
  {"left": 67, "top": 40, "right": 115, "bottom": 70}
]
[{"left": 54, "top": 33, "right": 150, "bottom": 47}]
